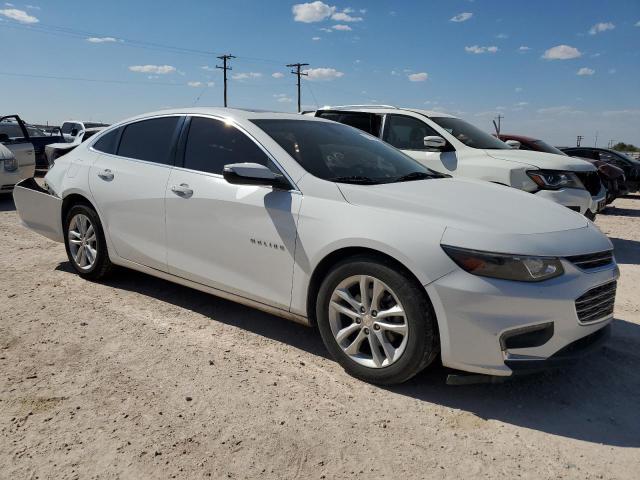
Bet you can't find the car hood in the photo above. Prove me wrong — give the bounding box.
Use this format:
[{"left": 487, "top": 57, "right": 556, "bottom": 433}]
[
  {"left": 338, "top": 177, "right": 588, "bottom": 235},
  {"left": 484, "top": 149, "right": 596, "bottom": 171}
]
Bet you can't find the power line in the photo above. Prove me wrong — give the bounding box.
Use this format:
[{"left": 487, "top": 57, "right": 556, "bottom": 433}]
[
  {"left": 0, "top": 71, "right": 184, "bottom": 86},
  {"left": 216, "top": 54, "right": 235, "bottom": 107},
  {"left": 286, "top": 63, "right": 309, "bottom": 113}
]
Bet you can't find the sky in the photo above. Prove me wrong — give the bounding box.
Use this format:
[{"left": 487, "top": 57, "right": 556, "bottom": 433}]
[{"left": 1, "top": 0, "right": 639, "bottom": 146}]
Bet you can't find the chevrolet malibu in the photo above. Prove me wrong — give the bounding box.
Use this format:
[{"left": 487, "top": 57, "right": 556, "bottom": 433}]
[{"left": 13, "top": 108, "right": 619, "bottom": 384}]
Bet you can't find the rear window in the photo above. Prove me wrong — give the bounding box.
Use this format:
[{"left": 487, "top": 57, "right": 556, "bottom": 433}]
[
  {"left": 316, "top": 112, "right": 382, "bottom": 136},
  {"left": 117, "top": 117, "right": 180, "bottom": 165}
]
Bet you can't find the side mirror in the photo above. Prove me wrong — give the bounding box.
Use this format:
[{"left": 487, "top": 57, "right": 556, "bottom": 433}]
[
  {"left": 424, "top": 136, "right": 447, "bottom": 150},
  {"left": 223, "top": 163, "right": 291, "bottom": 189},
  {"left": 505, "top": 139, "right": 521, "bottom": 149}
]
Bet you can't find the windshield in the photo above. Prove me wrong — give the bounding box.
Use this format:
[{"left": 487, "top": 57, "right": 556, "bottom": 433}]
[
  {"left": 614, "top": 151, "right": 640, "bottom": 165},
  {"left": 252, "top": 119, "right": 440, "bottom": 184},
  {"left": 531, "top": 140, "right": 567, "bottom": 156},
  {"left": 431, "top": 117, "right": 510, "bottom": 150}
]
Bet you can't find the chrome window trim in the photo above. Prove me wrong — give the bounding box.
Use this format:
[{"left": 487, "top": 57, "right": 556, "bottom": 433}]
[{"left": 182, "top": 113, "right": 301, "bottom": 193}]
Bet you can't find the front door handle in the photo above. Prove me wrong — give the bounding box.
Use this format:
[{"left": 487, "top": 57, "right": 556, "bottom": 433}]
[
  {"left": 98, "top": 169, "right": 114, "bottom": 181},
  {"left": 171, "top": 183, "right": 193, "bottom": 198}
]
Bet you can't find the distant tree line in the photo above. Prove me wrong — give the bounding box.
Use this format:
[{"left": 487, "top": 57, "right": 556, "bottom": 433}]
[{"left": 613, "top": 142, "right": 639, "bottom": 152}]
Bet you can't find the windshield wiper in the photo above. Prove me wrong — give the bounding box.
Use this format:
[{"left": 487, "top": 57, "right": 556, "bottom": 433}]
[
  {"left": 329, "top": 175, "right": 381, "bottom": 185},
  {"left": 391, "top": 171, "right": 447, "bottom": 183}
]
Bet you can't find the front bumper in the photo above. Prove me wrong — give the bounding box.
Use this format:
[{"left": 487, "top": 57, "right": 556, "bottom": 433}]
[
  {"left": 425, "top": 257, "right": 619, "bottom": 377},
  {"left": 533, "top": 187, "right": 593, "bottom": 215}
]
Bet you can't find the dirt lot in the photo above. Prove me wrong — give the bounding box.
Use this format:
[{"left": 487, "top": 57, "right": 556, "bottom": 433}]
[{"left": 1, "top": 193, "right": 639, "bottom": 480}]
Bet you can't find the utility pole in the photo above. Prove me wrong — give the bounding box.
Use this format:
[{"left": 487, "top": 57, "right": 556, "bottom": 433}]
[
  {"left": 493, "top": 114, "right": 504, "bottom": 135},
  {"left": 594, "top": 131, "right": 598, "bottom": 148},
  {"left": 216, "top": 54, "right": 235, "bottom": 107},
  {"left": 576, "top": 135, "right": 584, "bottom": 147},
  {"left": 286, "top": 62, "right": 309, "bottom": 113}
]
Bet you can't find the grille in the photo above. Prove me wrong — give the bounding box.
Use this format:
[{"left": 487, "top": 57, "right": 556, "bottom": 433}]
[
  {"left": 575, "top": 171, "right": 602, "bottom": 196},
  {"left": 575, "top": 281, "right": 616, "bottom": 324},
  {"left": 567, "top": 250, "right": 614, "bottom": 270}
]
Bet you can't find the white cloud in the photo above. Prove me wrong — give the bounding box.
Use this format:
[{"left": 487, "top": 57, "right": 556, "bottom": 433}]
[
  {"left": 129, "top": 64, "right": 176, "bottom": 74},
  {"left": 635, "top": 21, "right": 640, "bottom": 27},
  {"left": 201, "top": 65, "right": 216, "bottom": 72},
  {"left": 26, "top": 4, "right": 40, "bottom": 9},
  {"left": 589, "top": 22, "right": 615, "bottom": 35},
  {"left": 332, "top": 24, "right": 351, "bottom": 31},
  {"left": 187, "top": 81, "right": 214, "bottom": 88},
  {"left": 312, "top": 36, "right": 321, "bottom": 40},
  {"left": 408, "top": 72, "right": 429, "bottom": 82},
  {"left": 537, "top": 106, "right": 584, "bottom": 116},
  {"left": 602, "top": 109, "right": 640, "bottom": 117},
  {"left": 450, "top": 12, "right": 473, "bottom": 22},
  {"left": 292, "top": 1, "right": 335, "bottom": 23},
  {"left": 272, "top": 72, "right": 285, "bottom": 78},
  {"left": 518, "top": 46, "right": 531, "bottom": 52},
  {"left": 86, "top": 37, "right": 119, "bottom": 43},
  {"left": 515, "top": 102, "right": 529, "bottom": 106},
  {"left": 232, "top": 72, "right": 262, "bottom": 80},
  {"left": 303, "top": 67, "right": 344, "bottom": 81},
  {"left": 542, "top": 44, "right": 581, "bottom": 60},
  {"left": 608, "top": 68, "right": 617, "bottom": 74},
  {"left": 515, "top": 87, "right": 523, "bottom": 92},
  {"left": 496, "top": 33, "right": 508, "bottom": 39},
  {"left": 331, "top": 10, "right": 363, "bottom": 22},
  {"left": 465, "top": 45, "right": 498, "bottom": 54},
  {"left": 0, "top": 8, "right": 38, "bottom": 23},
  {"left": 577, "top": 67, "right": 595, "bottom": 76},
  {"left": 273, "top": 93, "right": 293, "bottom": 103}
]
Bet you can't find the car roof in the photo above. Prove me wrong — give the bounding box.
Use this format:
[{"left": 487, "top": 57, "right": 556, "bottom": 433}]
[
  {"left": 118, "top": 107, "right": 332, "bottom": 125},
  {"left": 316, "top": 106, "right": 458, "bottom": 119}
]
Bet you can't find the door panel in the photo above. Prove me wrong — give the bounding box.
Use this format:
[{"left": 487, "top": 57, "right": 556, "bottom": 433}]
[
  {"left": 6, "top": 142, "right": 36, "bottom": 169},
  {"left": 165, "top": 169, "right": 301, "bottom": 310},
  {"left": 89, "top": 155, "right": 172, "bottom": 270}
]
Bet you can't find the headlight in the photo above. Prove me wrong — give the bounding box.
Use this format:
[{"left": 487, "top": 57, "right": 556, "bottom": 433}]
[
  {"left": 527, "top": 170, "right": 584, "bottom": 190},
  {"left": 3, "top": 158, "right": 18, "bottom": 172},
  {"left": 442, "top": 245, "right": 564, "bottom": 282}
]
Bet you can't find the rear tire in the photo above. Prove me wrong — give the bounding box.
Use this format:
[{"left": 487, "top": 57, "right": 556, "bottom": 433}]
[
  {"left": 316, "top": 255, "right": 439, "bottom": 385},
  {"left": 64, "top": 204, "right": 112, "bottom": 280}
]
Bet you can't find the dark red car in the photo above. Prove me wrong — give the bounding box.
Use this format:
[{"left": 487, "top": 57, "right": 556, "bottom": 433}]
[{"left": 498, "top": 134, "right": 628, "bottom": 204}]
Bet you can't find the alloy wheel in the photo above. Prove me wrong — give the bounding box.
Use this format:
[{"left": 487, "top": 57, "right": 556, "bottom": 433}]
[
  {"left": 68, "top": 213, "right": 97, "bottom": 271},
  {"left": 328, "top": 275, "right": 408, "bottom": 368}
]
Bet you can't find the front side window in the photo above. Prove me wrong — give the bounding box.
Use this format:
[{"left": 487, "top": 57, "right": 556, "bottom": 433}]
[
  {"left": 253, "top": 119, "right": 439, "bottom": 184},
  {"left": 430, "top": 117, "right": 510, "bottom": 150},
  {"left": 61, "top": 122, "right": 82, "bottom": 135},
  {"left": 183, "top": 117, "right": 273, "bottom": 175},
  {"left": 117, "top": 117, "right": 180, "bottom": 165},
  {"left": 383, "top": 115, "right": 441, "bottom": 150}
]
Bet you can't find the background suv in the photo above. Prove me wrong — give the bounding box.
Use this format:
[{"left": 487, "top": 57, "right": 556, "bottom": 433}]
[
  {"left": 561, "top": 147, "right": 640, "bottom": 193},
  {"left": 313, "top": 106, "right": 606, "bottom": 218}
]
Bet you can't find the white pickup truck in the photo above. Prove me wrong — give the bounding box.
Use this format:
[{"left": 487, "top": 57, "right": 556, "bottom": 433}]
[{"left": 312, "top": 106, "right": 606, "bottom": 218}]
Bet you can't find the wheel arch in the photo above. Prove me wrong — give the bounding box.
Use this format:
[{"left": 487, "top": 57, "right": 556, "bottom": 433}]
[
  {"left": 305, "top": 246, "right": 433, "bottom": 327},
  {"left": 61, "top": 192, "right": 98, "bottom": 224}
]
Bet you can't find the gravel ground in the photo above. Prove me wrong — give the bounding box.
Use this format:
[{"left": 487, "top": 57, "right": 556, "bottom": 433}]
[{"left": 1, "top": 193, "right": 639, "bottom": 480}]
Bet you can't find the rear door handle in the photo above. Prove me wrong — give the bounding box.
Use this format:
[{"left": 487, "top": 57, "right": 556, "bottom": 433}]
[
  {"left": 171, "top": 183, "right": 193, "bottom": 198},
  {"left": 98, "top": 169, "right": 114, "bottom": 181}
]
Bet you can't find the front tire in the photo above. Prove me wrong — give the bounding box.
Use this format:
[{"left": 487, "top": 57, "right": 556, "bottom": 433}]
[
  {"left": 64, "top": 204, "right": 112, "bottom": 280},
  {"left": 316, "top": 255, "right": 439, "bottom": 385}
]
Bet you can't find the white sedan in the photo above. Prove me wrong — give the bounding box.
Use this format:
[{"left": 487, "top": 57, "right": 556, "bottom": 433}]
[{"left": 13, "top": 108, "right": 618, "bottom": 384}]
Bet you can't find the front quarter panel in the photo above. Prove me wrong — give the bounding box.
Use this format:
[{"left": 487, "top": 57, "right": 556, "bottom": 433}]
[{"left": 289, "top": 177, "right": 454, "bottom": 316}]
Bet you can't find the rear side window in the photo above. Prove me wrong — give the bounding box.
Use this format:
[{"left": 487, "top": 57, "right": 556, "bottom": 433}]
[
  {"left": 383, "top": 115, "right": 441, "bottom": 150},
  {"left": 183, "top": 116, "right": 272, "bottom": 175},
  {"left": 316, "top": 112, "right": 382, "bottom": 136},
  {"left": 93, "top": 128, "right": 120, "bottom": 154},
  {"left": 117, "top": 117, "right": 180, "bottom": 165}
]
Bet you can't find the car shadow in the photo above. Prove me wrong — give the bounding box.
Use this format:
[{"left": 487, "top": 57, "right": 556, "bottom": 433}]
[
  {"left": 610, "top": 237, "right": 640, "bottom": 265},
  {"left": 0, "top": 194, "right": 16, "bottom": 212},
  {"left": 603, "top": 205, "right": 640, "bottom": 217},
  {"left": 56, "top": 261, "right": 640, "bottom": 448}
]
